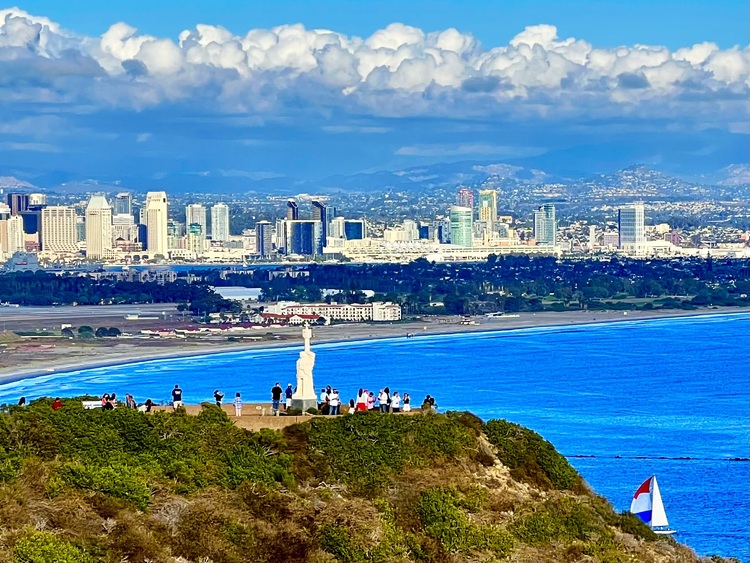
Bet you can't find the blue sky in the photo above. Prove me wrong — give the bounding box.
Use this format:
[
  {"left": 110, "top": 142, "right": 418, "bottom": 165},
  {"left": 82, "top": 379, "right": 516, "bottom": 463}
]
[
  {"left": 0, "top": 2, "right": 748, "bottom": 190},
  {"left": 15, "top": 0, "right": 750, "bottom": 49}
]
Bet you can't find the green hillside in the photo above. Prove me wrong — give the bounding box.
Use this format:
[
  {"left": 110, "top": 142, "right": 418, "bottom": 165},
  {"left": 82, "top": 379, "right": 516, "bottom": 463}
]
[{"left": 0, "top": 399, "right": 717, "bottom": 562}]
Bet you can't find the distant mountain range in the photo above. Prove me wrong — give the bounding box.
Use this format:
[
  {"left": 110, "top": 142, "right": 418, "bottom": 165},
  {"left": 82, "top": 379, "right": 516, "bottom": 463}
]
[{"left": 0, "top": 162, "right": 747, "bottom": 199}]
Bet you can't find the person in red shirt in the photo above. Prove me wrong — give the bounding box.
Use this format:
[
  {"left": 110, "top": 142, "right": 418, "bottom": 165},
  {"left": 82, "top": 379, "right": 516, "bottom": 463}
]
[{"left": 51, "top": 398, "right": 63, "bottom": 411}]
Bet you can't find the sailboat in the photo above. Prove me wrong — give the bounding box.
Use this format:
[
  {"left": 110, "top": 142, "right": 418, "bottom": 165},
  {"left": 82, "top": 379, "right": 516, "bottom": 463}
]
[{"left": 629, "top": 475, "right": 677, "bottom": 535}]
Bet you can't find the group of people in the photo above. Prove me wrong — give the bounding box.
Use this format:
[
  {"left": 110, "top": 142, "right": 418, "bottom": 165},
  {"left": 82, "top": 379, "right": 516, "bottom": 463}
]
[
  {"left": 317, "top": 386, "right": 437, "bottom": 415},
  {"left": 270, "top": 382, "right": 295, "bottom": 415},
  {"left": 101, "top": 393, "right": 154, "bottom": 412},
  {"left": 21, "top": 383, "right": 439, "bottom": 418},
  {"left": 213, "top": 389, "right": 245, "bottom": 417},
  {"left": 350, "top": 387, "right": 411, "bottom": 414}
]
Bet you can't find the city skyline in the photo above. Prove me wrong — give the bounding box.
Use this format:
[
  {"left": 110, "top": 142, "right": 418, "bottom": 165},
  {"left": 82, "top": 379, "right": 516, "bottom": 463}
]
[{"left": 4, "top": 185, "right": 722, "bottom": 264}]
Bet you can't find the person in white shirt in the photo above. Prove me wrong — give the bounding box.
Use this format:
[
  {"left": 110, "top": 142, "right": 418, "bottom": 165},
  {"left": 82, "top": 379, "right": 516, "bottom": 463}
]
[
  {"left": 355, "top": 388, "right": 368, "bottom": 412},
  {"left": 379, "top": 388, "right": 390, "bottom": 413},
  {"left": 391, "top": 391, "right": 402, "bottom": 413},
  {"left": 319, "top": 388, "right": 329, "bottom": 415},
  {"left": 328, "top": 389, "right": 341, "bottom": 415},
  {"left": 233, "top": 392, "right": 242, "bottom": 417}
]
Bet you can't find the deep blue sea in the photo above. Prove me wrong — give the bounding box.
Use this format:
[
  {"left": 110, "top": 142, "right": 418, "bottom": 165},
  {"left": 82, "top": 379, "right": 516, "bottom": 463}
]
[{"left": 1, "top": 313, "right": 748, "bottom": 560}]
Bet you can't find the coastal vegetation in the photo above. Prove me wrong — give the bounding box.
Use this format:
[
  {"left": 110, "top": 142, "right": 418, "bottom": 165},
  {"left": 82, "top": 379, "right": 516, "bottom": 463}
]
[
  {"left": 0, "top": 399, "right": 713, "bottom": 562},
  {"left": 208, "top": 255, "right": 750, "bottom": 315},
  {"left": 0, "top": 272, "right": 238, "bottom": 314},
  {"left": 0, "top": 256, "right": 747, "bottom": 317}
]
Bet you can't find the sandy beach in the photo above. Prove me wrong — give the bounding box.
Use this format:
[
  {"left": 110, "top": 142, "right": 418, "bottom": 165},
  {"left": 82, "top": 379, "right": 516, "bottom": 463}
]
[{"left": 0, "top": 307, "right": 746, "bottom": 387}]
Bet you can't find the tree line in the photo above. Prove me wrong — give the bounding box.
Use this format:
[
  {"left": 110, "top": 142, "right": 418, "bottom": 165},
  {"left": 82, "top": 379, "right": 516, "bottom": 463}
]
[
  {"left": 0, "top": 271, "right": 238, "bottom": 315},
  {"left": 203, "top": 255, "right": 749, "bottom": 315}
]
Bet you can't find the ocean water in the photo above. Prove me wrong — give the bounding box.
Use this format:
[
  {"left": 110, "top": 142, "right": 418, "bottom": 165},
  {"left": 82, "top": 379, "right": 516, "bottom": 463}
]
[{"left": 1, "top": 313, "right": 748, "bottom": 560}]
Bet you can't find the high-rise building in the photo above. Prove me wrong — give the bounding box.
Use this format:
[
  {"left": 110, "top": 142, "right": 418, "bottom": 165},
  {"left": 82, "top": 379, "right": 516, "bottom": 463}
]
[
  {"left": 618, "top": 204, "right": 645, "bottom": 249},
  {"left": 286, "top": 200, "right": 299, "bottom": 220},
  {"left": 75, "top": 216, "right": 86, "bottom": 242},
  {"left": 187, "top": 223, "right": 205, "bottom": 255},
  {"left": 449, "top": 206, "right": 473, "bottom": 247},
  {"left": 311, "top": 200, "right": 329, "bottom": 242},
  {"left": 434, "top": 219, "right": 451, "bottom": 243},
  {"left": 478, "top": 189, "right": 498, "bottom": 224},
  {"left": 85, "top": 194, "right": 113, "bottom": 259},
  {"left": 20, "top": 209, "right": 41, "bottom": 235},
  {"left": 402, "top": 219, "right": 420, "bottom": 241},
  {"left": 344, "top": 219, "right": 365, "bottom": 240},
  {"left": 41, "top": 206, "right": 78, "bottom": 253},
  {"left": 145, "top": 191, "right": 168, "bottom": 257},
  {"left": 112, "top": 213, "right": 138, "bottom": 244},
  {"left": 6, "top": 193, "right": 29, "bottom": 216},
  {"left": 6, "top": 215, "right": 25, "bottom": 253},
  {"left": 329, "top": 216, "right": 345, "bottom": 239},
  {"left": 167, "top": 219, "right": 185, "bottom": 238},
  {"left": 255, "top": 220, "right": 273, "bottom": 257},
  {"left": 114, "top": 193, "right": 133, "bottom": 216},
  {"left": 28, "top": 193, "right": 46, "bottom": 207},
  {"left": 211, "top": 202, "right": 230, "bottom": 241},
  {"left": 533, "top": 204, "right": 557, "bottom": 246},
  {"left": 418, "top": 224, "right": 433, "bottom": 240},
  {"left": 283, "top": 220, "right": 323, "bottom": 256},
  {"left": 185, "top": 204, "right": 207, "bottom": 236},
  {"left": 457, "top": 188, "right": 474, "bottom": 210},
  {"left": 0, "top": 205, "right": 7, "bottom": 255}
]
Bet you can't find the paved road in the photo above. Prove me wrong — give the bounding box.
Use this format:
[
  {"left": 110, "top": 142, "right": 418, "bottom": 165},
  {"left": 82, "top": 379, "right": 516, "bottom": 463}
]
[{"left": 0, "top": 304, "right": 180, "bottom": 322}]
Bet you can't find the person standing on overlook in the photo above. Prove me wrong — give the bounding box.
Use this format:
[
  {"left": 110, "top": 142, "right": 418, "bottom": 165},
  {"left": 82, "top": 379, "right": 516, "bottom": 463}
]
[
  {"left": 391, "top": 391, "right": 402, "bottom": 413},
  {"left": 233, "top": 392, "right": 243, "bottom": 417},
  {"left": 214, "top": 390, "right": 225, "bottom": 407},
  {"left": 271, "top": 382, "right": 283, "bottom": 415},
  {"left": 328, "top": 389, "right": 341, "bottom": 415},
  {"left": 51, "top": 397, "right": 63, "bottom": 411},
  {"left": 379, "top": 388, "right": 390, "bottom": 413},
  {"left": 172, "top": 384, "right": 183, "bottom": 410},
  {"left": 285, "top": 384, "right": 293, "bottom": 411}
]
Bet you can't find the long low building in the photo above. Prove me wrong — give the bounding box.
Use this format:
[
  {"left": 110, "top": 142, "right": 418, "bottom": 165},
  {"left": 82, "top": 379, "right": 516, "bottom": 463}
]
[{"left": 278, "top": 301, "right": 401, "bottom": 322}]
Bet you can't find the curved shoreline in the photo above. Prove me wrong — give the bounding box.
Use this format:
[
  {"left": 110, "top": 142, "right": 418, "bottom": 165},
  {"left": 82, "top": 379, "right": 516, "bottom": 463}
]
[{"left": 0, "top": 307, "right": 746, "bottom": 393}]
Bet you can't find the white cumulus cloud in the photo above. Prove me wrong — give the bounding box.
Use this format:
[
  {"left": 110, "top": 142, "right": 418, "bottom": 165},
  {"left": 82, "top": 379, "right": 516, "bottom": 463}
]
[{"left": 0, "top": 7, "right": 746, "bottom": 126}]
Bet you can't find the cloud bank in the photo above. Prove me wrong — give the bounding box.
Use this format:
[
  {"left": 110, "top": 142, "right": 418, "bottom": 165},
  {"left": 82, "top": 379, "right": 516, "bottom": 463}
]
[{"left": 0, "top": 6, "right": 748, "bottom": 124}]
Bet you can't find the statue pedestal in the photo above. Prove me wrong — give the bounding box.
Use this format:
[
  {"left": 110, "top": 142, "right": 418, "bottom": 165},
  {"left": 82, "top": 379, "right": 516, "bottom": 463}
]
[{"left": 290, "top": 398, "right": 318, "bottom": 413}]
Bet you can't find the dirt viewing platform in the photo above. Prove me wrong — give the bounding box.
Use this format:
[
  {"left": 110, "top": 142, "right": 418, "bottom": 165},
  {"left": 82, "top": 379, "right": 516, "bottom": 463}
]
[{"left": 150, "top": 402, "right": 378, "bottom": 431}]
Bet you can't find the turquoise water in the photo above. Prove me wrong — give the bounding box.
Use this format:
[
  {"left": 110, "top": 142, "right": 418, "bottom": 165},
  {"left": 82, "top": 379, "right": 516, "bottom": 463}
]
[{"left": 1, "top": 313, "right": 748, "bottom": 560}]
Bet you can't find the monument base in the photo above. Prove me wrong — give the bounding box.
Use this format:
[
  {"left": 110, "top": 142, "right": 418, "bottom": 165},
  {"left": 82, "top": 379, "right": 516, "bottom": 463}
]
[{"left": 290, "top": 398, "right": 318, "bottom": 413}]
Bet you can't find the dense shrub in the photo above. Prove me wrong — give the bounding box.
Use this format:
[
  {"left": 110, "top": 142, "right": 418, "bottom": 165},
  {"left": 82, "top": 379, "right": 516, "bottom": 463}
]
[
  {"left": 485, "top": 419, "right": 579, "bottom": 490},
  {"left": 415, "top": 486, "right": 516, "bottom": 558},
  {"left": 318, "top": 522, "right": 367, "bottom": 562},
  {"left": 300, "top": 411, "right": 475, "bottom": 492},
  {"left": 51, "top": 461, "right": 153, "bottom": 510},
  {"left": 0, "top": 402, "right": 693, "bottom": 563},
  {"left": 13, "top": 530, "right": 93, "bottom": 563}
]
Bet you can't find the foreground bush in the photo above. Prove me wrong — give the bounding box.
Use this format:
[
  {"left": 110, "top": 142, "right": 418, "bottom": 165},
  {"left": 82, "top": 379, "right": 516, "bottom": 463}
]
[
  {"left": 0, "top": 400, "right": 706, "bottom": 563},
  {"left": 485, "top": 418, "right": 580, "bottom": 490}
]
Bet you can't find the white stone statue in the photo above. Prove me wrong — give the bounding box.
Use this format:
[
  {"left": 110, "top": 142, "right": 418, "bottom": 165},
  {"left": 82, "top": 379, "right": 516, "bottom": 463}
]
[{"left": 292, "top": 324, "right": 317, "bottom": 409}]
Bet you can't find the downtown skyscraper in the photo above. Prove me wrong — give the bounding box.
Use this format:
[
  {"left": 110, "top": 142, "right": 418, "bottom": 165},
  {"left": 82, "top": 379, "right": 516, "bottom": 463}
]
[
  {"left": 533, "top": 204, "right": 557, "bottom": 246},
  {"left": 145, "top": 192, "right": 169, "bottom": 256},
  {"left": 449, "top": 206, "right": 473, "bottom": 247},
  {"left": 211, "top": 203, "right": 230, "bottom": 241},
  {"left": 185, "top": 204, "right": 207, "bottom": 236},
  {"left": 85, "top": 194, "right": 113, "bottom": 259},
  {"left": 618, "top": 204, "right": 645, "bottom": 250},
  {"left": 41, "top": 206, "right": 78, "bottom": 253}
]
